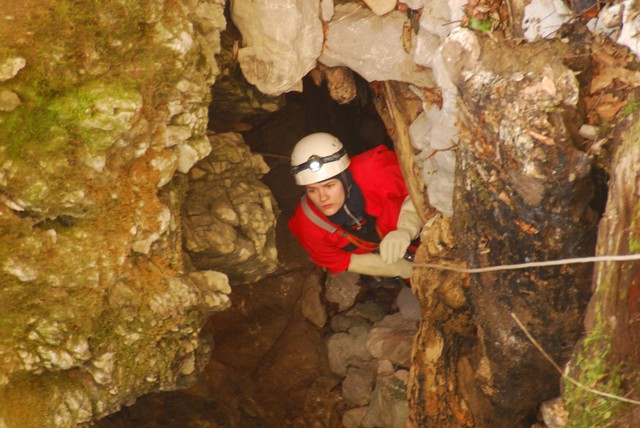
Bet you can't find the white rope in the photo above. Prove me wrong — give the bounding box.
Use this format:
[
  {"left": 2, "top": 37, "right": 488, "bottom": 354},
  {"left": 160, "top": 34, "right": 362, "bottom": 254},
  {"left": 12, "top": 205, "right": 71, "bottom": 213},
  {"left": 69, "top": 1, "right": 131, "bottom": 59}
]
[
  {"left": 412, "top": 251, "right": 640, "bottom": 405},
  {"left": 511, "top": 312, "right": 640, "bottom": 406},
  {"left": 412, "top": 253, "right": 640, "bottom": 274}
]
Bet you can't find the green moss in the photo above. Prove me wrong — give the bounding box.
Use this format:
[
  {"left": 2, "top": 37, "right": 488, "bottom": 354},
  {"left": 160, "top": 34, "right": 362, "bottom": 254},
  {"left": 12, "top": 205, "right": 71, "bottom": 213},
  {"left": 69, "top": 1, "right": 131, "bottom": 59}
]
[
  {"left": 1, "top": 0, "right": 182, "bottom": 162},
  {"left": 0, "top": 106, "right": 70, "bottom": 158},
  {"left": 0, "top": 276, "right": 103, "bottom": 421},
  {"left": 86, "top": 298, "right": 201, "bottom": 390},
  {"left": 387, "top": 376, "right": 408, "bottom": 401},
  {"left": 564, "top": 312, "right": 625, "bottom": 427},
  {"left": 629, "top": 210, "right": 640, "bottom": 254},
  {"left": 622, "top": 97, "right": 640, "bottom": 117},
  {"left": 51, "top": 80, "right": 142, "bottom": 150},
  {"left": 468, "top": 17, "right": 494, "bottom": 33},
  {"left": 0, "top": 1, "right": 210, "bottom": 423},
  {"left": 0, "top": 277, "right": 100, "bottom": 338}
]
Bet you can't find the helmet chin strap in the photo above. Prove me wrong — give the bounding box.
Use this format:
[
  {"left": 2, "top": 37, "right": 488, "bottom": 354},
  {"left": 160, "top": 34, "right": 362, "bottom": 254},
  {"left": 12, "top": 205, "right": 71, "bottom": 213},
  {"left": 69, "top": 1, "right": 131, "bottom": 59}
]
[
  {"left": 343, "top": 203, "right": 362, "bottom": 229},
  {"left": 329, "top": 170, "right": 366, "bottom": 229},
  {"left": 338, "top": 171, "right": 362, "bottom": 227}
]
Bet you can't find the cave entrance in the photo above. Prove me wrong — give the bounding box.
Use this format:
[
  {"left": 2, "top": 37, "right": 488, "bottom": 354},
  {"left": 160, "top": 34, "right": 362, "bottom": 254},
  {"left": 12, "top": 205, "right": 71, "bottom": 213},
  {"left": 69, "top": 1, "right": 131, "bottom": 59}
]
[
  {"left": 99, "top": 72, "right": 419, "bottom": 427},
  {"left": 241, "top": 73, "right": 394, "bottom": 224}
]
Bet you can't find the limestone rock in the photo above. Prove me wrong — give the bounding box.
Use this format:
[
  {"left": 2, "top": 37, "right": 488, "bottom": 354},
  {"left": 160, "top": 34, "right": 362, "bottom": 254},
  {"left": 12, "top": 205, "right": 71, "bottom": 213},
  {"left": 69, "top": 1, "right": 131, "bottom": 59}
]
[
  {"left": 0, "top": 90, "right": 20, "bottom": 111},
  {"left": 324, "top": 66, "right": 357, "bottom": 105},
  {"left": 616, "top": 0, "right": 640, "bottom": 59},
  {"left": 319, "top": 3, "right": 434, "bottom": 88},
  {"left": 522, "top": 0, "right": 572, "bottom": 42},
  {"left": 365, "top": 313, "right": 418, "bottom": 367},
  {"left": 331, "top": 313, "right": 372, "bottom": 335},
  {"left": 301, "top": 272, "right": 328, "bottom": 328},
  {"left": 396, "top": 287, "right": 421, "bottom": 322},
  {"left": 182, "top": 132, "right": 279, "bottom": 284},
  {"left": 327, "top": 324, "right": 373, "bottom": 376},
  {"left": 231, "top": 0, "right": 323, "bottom": 95},
  {"left": 342, "top": 365, "right": 376, "bottom": 406},
  {"left": 176, "top": 135, "right": 212, "bottom": 173},
  {"left": 325, "top": 271, "right": 361, "bottom": 312},
  {"left": 401, "top": 0, "right": 424, "bottom": 9},
  {"left": 345, "top": 301, "right": 387, "bottom": 324},
  {"left": 540, "top": 397, "right": 569, "bottom": 428},
  {"left": 0, "top": 56, "right": 25, "bottom": 81},
  {"left": 440, "top": 27, "right": 482, "bottom": 87},
  {"left": 587, "top": 3, "right": 624, "bottom": 39},
  {"left": 0, "top": 1, "right": 229, "bottom": 426},
  {"left": 363, "top": 0, "right": 398, "bottom": 16},
  {"left": 342, "top": 407, "right": 368, "bottom": 428},
  {"left": 409, "top": 0, "right": 465, "bottom": 216},
  {"left": 209, "top": 25, "right": 285, "bottom": 131},
  {"left": 320, "top": 0, "right": 335, "bottom": 21},
  {"left": 362, "top": 370, "right": 409, "bottom": 427}
]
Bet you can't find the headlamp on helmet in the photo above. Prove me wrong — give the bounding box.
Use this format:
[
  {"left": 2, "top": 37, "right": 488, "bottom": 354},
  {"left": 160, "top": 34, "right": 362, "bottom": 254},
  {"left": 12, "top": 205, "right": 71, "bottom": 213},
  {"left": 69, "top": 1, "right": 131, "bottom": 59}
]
[
  {"left": 290, "top": 133, "right": 351, "bottom": 186},
  {"left": 290, "top": 147, "right": 347, "bottom": 175}
]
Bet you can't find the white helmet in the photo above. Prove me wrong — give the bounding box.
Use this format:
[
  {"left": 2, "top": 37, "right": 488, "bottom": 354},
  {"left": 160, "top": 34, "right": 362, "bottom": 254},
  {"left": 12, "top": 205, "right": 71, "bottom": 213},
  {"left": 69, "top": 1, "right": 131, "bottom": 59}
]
[{"left": 291, "top": 133, "right": 351, "bottom": 185}]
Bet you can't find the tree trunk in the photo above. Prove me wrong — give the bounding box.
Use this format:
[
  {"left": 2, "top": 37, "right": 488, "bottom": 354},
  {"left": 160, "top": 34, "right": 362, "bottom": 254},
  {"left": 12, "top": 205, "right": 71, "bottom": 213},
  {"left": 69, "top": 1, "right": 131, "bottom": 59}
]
[
  {"left": 407, "top": 29, "right": 599, "bottom": 426},
  {"left": 408, "top": 215, "right": 477, "bottom": 427},
  {"left": 563, "top": 111, "right": 640, "bottom": 427},
  {"left": 371, "top": 80, "right": 436, "bottom": 224}
]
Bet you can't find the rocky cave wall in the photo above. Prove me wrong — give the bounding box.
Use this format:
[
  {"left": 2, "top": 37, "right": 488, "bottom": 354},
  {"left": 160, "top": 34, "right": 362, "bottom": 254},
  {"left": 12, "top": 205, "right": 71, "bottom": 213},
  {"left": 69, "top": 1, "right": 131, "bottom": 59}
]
[
  {"left": 0, "top": 1, "right": 236, "bottom": 426},
  {"left": 2, "top": 0, "right": 640, "bottom": 426}
]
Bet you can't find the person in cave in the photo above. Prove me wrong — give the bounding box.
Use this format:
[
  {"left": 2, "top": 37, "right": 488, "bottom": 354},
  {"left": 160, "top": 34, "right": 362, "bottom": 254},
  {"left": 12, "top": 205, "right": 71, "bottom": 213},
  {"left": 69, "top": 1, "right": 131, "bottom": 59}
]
[{"left": 288, "top": 132, "right": 421, "bottom": 281}]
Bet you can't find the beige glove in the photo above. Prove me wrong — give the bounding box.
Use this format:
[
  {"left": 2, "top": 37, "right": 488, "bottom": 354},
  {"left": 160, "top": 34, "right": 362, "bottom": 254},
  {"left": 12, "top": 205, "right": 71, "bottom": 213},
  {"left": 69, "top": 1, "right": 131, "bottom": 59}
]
[
  {"left": 379, "top": 196, "right": 422, "bottom": 263},
  {"left": 348, "top": 253, "right": 412, "bottom": 278}
]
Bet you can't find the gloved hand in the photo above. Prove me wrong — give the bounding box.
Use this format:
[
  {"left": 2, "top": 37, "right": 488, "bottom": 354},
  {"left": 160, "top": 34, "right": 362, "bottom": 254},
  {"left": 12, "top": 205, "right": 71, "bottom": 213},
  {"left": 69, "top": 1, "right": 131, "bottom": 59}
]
[
  {"left": 379, "top": 196, "right": 423, "bottom": 263},
  {"left": 348, "top": 253, "right": 412, "bottom": 278},
  {"left": 379, "top": 228, "right": 412, "bottom": 263}
]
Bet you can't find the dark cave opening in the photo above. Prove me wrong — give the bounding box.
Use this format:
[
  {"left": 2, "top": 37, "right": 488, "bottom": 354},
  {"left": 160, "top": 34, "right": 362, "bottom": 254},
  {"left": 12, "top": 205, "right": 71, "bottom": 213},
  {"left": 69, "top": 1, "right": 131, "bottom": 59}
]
[
  {"left": 241, "top": 73, "right": 393, "bottom": 217},
  {"left": 242, "top": 74, "right": 393, "bottom": 156},
  {"left": 98, "top": 70, "right": 397, "bottom": 427}
]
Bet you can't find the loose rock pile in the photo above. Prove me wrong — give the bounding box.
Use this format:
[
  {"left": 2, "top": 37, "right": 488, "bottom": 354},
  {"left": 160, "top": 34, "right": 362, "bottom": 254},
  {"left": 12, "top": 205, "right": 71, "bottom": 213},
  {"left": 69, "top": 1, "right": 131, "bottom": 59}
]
[{"left": 302, "top": 271, "right": 420, "bottom": 428}]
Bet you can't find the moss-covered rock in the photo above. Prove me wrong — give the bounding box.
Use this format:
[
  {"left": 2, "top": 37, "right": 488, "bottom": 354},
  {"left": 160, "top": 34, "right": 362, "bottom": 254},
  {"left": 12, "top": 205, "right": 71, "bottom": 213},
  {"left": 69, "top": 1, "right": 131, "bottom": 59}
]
[{"left": 0, "top": 0, "right": 230, "bottom": 426}]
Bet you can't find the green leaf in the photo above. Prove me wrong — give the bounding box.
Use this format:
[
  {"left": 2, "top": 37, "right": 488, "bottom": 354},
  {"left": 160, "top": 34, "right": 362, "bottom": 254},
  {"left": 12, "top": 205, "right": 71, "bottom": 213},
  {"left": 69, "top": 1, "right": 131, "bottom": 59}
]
[{"left": 469, "top": 17, "right": 493, "bottom": 33}]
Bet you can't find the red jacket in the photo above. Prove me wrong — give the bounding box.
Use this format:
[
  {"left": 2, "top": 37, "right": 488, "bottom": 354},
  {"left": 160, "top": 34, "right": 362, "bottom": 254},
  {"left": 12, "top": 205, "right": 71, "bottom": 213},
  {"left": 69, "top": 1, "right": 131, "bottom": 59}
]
[{"left": 288, "top": 145, "right": 408, "bottom": 274}]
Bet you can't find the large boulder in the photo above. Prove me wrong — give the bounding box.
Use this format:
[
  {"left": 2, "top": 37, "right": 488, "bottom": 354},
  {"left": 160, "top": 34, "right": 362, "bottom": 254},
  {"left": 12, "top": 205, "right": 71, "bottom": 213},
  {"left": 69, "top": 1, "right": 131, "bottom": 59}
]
[{"left": 182, "top": 132, "right": 279, "bottom": 284}]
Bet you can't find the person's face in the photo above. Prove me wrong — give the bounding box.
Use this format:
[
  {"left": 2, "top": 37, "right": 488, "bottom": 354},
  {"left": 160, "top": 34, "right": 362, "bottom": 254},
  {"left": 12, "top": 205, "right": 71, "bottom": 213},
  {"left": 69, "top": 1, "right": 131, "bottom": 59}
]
[{"left": 305, "top": 178, "right": 345, "bottom": 216}]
